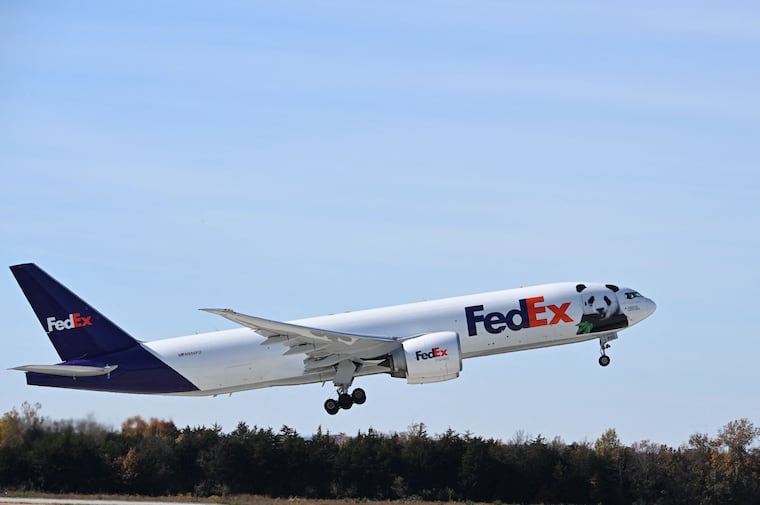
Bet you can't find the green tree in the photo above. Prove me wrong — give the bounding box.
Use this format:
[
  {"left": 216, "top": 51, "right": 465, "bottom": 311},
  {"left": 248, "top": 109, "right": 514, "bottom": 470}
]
[
  {"left": 176, "top": 424, "right": 223, "bottom": 495},
  {"left": 303, "top": 426, "right": 338, "bottom": 497},
  {"left": 333, "top": 428, "right": 401, "bottom": 498},
  {"left": 594, "top": 428, "right": 626, "bottom": 504}
]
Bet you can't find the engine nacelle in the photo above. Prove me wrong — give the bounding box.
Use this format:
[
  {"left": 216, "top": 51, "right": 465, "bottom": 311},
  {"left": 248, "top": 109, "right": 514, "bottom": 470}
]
[{"left": 389, "top": 331, "right": 462, "bottom": 384}]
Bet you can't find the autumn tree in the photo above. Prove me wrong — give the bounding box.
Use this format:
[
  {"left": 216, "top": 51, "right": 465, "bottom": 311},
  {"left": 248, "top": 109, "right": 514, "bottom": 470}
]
[{"left": 2, "top": 403, "right": 759, "bottom": 504}]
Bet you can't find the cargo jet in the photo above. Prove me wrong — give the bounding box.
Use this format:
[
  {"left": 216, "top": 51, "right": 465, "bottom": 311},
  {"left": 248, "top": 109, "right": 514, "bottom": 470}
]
[{"left": 9, "top": 264, "right": 655, "bottom": 415}]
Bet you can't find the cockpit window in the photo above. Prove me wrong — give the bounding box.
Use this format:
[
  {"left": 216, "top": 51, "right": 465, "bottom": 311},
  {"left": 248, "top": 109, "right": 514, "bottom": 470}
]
[{"left": 625, "top": 291, "right": 643, "bottom": 299}]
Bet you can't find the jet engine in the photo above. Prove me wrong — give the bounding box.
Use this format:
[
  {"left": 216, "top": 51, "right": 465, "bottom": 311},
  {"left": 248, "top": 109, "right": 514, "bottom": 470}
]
[{"left": 389, "top": 331, "right": 462, "bottom": 384}]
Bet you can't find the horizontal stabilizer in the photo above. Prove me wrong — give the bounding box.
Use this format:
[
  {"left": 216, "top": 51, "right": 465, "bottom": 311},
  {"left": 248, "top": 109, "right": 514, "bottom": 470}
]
[{"left": 11, "top": 364, "right": 119, "bottom": 377}]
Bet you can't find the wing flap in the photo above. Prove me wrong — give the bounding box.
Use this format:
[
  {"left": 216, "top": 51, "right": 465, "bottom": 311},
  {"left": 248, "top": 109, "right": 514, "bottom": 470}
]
[
  {"left": 283, "top": 343, "right": 329, "bottom": 356},
  {"left": 201, "top": 309, "right": 401, "bottom": 371}
]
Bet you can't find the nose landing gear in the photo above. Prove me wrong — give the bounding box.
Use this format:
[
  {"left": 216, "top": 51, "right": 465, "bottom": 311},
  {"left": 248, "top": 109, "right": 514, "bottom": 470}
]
[
  {"left": 598, "top": 354, "right": 611, "bottom": 367},
  {"left": 598, "top": 333, "right": 617, "bottom": 367}
]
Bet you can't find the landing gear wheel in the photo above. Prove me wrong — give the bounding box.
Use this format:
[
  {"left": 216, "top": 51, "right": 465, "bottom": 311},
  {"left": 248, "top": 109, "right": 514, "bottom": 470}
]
[
  {"left": 351, "top": 388, "right": 367, "bottom": 405},
  {"left": 599, "top": 355, "right": 611, "bottom": 367},
  {"left": 324, "top": 398, "right": 339, "bottom": 415},
  {"left": 338, "top": 392, "right": 353, "bottom": 409}
]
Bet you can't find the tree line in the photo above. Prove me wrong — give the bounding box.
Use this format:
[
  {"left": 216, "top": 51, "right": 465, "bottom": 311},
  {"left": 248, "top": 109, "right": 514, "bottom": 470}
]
[{"left": 1, "top": 402, "right": 759, "bottom": 505}]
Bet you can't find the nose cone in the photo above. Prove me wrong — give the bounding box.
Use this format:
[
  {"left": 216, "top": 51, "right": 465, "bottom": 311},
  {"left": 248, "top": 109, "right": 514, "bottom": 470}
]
[
  {"left": 616, "top": 288, "right": 656, "bottom": 325},
  {"left": 628, "top": 296, "right": 656, "bottom": 326},
  {"left": 642, "top": 297, "right": 657, "bottom": 319}
]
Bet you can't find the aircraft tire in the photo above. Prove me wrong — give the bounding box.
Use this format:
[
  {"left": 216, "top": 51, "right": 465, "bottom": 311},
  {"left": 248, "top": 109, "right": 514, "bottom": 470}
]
[
  {"left": 324, "top": 398, "right": 340, "bottom": 415},
  {"left": 598, "top": 355, "right": 611, "bottom": 367},
  {"left": 352, "top": 388, "right": 367, "bottom": 405},
  {"left": 338, "top": 392, "right": 353, "bottom": 409}
]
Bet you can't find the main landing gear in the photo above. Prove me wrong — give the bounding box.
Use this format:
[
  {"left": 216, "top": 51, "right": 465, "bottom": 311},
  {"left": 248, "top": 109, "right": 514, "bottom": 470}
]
[
  {"left": 324, "top": 360, "right": 366, "bottom": 415},
  {"left": 598, "top": 333, "right": 617, "bottom": 367},
  {"left": 324, "top": 387, "right": 366, "bottom": 415}
]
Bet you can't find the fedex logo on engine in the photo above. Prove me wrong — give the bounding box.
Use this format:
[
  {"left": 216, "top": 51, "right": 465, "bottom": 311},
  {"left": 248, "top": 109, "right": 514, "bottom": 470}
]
[
  {"left": 416, "top": 347, "right": 448, "bottom": 360},
  {"left": 46, "top": 313, "right": 92, "bottom": 332},
  {"left": 465, "top": 297, "right": 573, "bottom": 336}
]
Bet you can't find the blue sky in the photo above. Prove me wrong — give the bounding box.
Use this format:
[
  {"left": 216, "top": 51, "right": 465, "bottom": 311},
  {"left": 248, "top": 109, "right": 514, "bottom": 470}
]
[{"left": 1, "top": 1, "right": 758, "bottom": 447}]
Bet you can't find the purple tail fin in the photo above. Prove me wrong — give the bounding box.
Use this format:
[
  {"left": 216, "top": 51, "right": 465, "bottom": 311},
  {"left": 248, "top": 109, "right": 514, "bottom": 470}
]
[{"left": 10, "top": 263, "right": 139, "bottom": 361}]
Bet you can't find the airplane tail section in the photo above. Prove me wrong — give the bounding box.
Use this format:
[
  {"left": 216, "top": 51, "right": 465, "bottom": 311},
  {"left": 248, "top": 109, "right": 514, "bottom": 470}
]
[{"left": 10, "top": 263, "right": 139, "bottom": 361}]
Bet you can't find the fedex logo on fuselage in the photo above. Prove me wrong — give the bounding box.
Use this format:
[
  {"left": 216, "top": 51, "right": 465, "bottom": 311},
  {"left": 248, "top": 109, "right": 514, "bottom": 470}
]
[
  {"left": 465, "top": 296, "right": 573, "bottom": 336},
  {"left": 416, "top": 347, "right": 448, "bottom": 360},
  {"left": 46, "top": 313, "right": 92, "bottom": 332}
]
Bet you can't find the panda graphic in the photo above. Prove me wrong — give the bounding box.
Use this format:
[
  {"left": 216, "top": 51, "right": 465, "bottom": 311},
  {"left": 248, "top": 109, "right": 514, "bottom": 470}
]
[{"left": 576, "top": 284, "right": 629, "bottom": 334}]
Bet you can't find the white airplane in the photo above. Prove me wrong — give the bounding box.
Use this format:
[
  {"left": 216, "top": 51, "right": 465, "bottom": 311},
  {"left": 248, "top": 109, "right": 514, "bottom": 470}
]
[{"left": 10, "top": 263, "right": 655, "bottom": 414}]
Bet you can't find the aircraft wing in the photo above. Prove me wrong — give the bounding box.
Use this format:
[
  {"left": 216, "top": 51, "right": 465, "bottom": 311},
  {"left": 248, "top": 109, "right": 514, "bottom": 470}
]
[{"left": 200, "top": 308, "right": 400, "bottom": 371}]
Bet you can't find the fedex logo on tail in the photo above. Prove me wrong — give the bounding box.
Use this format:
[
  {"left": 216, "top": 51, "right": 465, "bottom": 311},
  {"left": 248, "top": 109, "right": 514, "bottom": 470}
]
[
  {"left": 46, "top": 313, "right": 92, "bottom": 332},
  {"left": 465, "top": 296, "right": 573, "bottom": 336}
]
